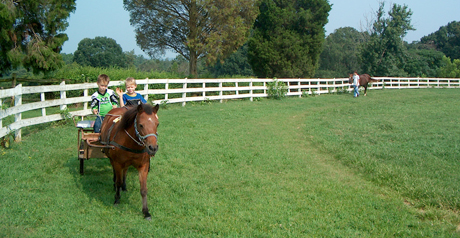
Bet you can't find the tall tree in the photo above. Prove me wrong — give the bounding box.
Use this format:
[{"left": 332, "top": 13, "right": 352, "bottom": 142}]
[
  {"left": 421, "top": 21, "right": 460, "bottom": 60},
  {"left": 0, "top": 0, "right": 76, "bottom": 76},
  {"left": 73, "top": 37, "right": 127, "bottom": 68},
  {"left": 360, "top": 2, "right": 414, "bottom": 76},
  {"left": 404, "top": 42, "right": 445, "bottom": 77},
  {"left": 437, "top": 56, "right": 460, "bottom": 78},
  {"left": 248, "top": 0, "right": 331, "bottom": 78},
  {"left": 123, "top": 0, "right": 259, "bottom": 78},
  {"left": 317, "top": 27, "right": 369, "bottom": 78},
  {"left": 208, "top": 44, "right": 254, "bottom": 77}
]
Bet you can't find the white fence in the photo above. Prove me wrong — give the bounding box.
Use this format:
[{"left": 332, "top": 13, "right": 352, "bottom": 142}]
[{"left": 1, "top": 77, "right": 459, "bottom": 141}]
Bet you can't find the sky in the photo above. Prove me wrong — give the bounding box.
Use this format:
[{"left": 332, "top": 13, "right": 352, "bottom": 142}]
[{"left": 61, "top": 0, "right": 460, "bottom": 59}]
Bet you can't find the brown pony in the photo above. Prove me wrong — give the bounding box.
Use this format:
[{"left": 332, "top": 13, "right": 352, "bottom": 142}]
[
  {"left": 348, "top": 73, "right": 381, "bottom": 96},
  {"left": 99, "top": 103, "right": 159, "bottom": 220}
]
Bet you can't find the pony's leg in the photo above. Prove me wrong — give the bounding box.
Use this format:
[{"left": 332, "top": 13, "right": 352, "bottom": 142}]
[
  {"left": 138, "top": 164, "right": 151, "bottom": 220},
  {"left": 122, "top": 168, "right": 128, "bottom": 191},
  {"left": 113, "top": 164, "right": 124, "bottom": 205},
  {"left": 112, "top": 167, "right": 116, "bottom": 191},
  {"left": 364, "top": 85, "right": 367, "bottom": 96}
]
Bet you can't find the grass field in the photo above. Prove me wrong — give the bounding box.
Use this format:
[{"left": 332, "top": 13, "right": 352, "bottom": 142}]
[{"left": 1, "top": 88, "right": 460, "bottom": 237}]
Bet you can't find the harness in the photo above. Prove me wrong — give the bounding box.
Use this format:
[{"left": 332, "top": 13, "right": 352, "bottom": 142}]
[{"left": 101, "top": 114, "right": 158, "bottom": 154}]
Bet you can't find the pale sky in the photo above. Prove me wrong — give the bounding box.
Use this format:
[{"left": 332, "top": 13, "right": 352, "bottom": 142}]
[{"left": 61, "top": 0, "right": 460, "bottom": 59}]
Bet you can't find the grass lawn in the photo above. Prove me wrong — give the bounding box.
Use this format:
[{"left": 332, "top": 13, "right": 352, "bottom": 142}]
[{"left": 1, "top": 88, "right": 459, "bottom": 237}]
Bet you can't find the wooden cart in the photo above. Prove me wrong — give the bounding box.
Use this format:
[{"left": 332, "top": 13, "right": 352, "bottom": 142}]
[{"left": 75, "top": 117, "right": 109, "bottom": 175}]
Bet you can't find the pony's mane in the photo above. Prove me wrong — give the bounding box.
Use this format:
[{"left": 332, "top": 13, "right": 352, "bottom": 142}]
[{"left": 118, "top": 104, "right": 155, "bottom": 131}]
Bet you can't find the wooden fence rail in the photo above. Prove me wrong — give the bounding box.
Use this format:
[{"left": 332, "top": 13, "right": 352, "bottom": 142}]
[{"left": 1, "top": 77, "right": 459, "bottom": 140}]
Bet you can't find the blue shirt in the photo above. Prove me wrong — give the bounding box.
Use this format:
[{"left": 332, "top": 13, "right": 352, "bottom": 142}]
[{"left": 122, "top": 93, "right": 147, "bottom": 106}]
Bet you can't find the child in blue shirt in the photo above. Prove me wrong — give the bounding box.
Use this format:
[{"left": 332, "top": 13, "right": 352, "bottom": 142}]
[{"left": 116, "top": 77, "right": 147, "bottom": 107}]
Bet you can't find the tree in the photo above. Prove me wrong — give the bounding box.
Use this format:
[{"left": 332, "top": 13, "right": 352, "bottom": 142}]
[
  {"left": 73, "top": 37, "right": 127, "bottom": 68},
  {"left": 248, "top": 0, "right": 331, "bottom": 78},
  {"left": 207, "top": 44, "right": 254, "bottom": 77},
  {"left": 403, "top": 42, "right": 445, "bottom": 77},
  {"left": 123, "top": 0, "right": 259, "bottom": 78},
  {"left": 316, "top": 27, "right": 369, "bottom": 78},
  {"left": 421, "top": 21, "right": 460, "bottom": 60},
  {"left": 360, "top": 2, "right": 414, "bottom": 76},
  {"left": 0, "top": 0, "right": 76, "bottom": 76},
  {"left": 437, "top": 56, "right": 460, "bottom": 78}
]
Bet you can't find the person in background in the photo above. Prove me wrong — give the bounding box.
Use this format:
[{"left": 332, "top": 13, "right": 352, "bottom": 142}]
[
  {"left": 90, "top": 74, "right": 118, "bottom": 133},
  {"left": 352, "top": 71, "right": 360, "bottom": 97},
  {"left": 116, "top": 77, "right": 147, "bottom": 107}
]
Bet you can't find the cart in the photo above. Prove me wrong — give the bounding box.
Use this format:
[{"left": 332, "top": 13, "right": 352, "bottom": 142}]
[{"left": 75, "top": 116, "right": 111, "bottom": 175}]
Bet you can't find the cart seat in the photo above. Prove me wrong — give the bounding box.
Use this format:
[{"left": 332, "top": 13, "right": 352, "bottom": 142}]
[{"left": 76, "top": 120, "right": 95, "bottom": 129}]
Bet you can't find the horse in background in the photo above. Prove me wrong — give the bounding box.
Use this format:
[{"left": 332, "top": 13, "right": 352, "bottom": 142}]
[
  {"left": 99, "top": 103, "right": 160, "bottom": 220},
  {"left": 348, "top": 73, "right": 381, "bottom": 96}
]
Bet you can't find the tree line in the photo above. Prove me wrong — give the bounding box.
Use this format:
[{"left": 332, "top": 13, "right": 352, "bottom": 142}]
[{"left": 1, "top": 0, "right": 459, "bottom": 82}]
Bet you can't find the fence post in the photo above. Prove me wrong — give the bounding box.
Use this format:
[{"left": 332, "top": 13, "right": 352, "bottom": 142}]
[
  {"left": 144, "top": 78, "right": 149, "bottom": 102},
  {"left": 14, "top": 84, "right": 22, "bottom": 142},
  {"left": 83, "top": 89, "right": 88, "bottom": 111},
  {"left": 60, "top": 81, "right": 67, "bottom": 110},
  {"left": 182, "top": 78, "right": 187, "bottom": 107},
  {"left": 235, "top": 82, "right": 239, "bottom": 95},
  {"left": 250, "top": 80, "right": 253, "bottom": 101},
  {"left": 165, "top": 80, "right": 169, "bottom": 102},
  {"left": 219, "top": 82, "right": 223, "bottom": 103},
  {"left": 41, "top": 92, "right": 46, "bottom": 116},
  {"left": 202, "top": 82, "right": 206, "bottom": 99}
]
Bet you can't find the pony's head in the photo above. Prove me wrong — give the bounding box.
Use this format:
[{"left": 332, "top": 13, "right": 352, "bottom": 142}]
[
  {"left": 348, "top": 73, "right": 353, "bottom": 84},
  {"left": 121, "top": 104, "right": 160, "bottom": 156}
]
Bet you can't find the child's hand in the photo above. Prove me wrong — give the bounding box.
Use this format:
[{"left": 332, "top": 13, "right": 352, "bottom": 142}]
[{"left": 116, "top": 87, "right": 123, "bottom": 96}]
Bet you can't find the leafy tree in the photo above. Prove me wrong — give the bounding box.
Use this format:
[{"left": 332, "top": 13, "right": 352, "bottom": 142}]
[
  {"left": 404, "top": 42, "right": 445, "bottom": 77},
  {"left": 421, "top": 21, "right": 460, "bottom": 60},
  {"left": 360, "top": 2, "right": 414, "bottom": 76},
  {"left": 207, "top": 44, "right": 254, "bottom": 77},
  {"left": 61, "top": 53, "right": 74, "bottom": 65},
  {"left": 317, "top": 27, "right": 369, "bottom": 78},
  {"left": 73, "top": 37, "right": 127, "bottom": 68},
  {"left": 123, "top": 0, "right": 259, "bottom": 78},
  {"left": 0, "top": 0, "right": 76, "bottom": 76},
  {"left": 248, "top": 0, "right": 331, "bottom": 78},
  {"left": 437, "top": 56, "right": 460, "bottom": 78}
]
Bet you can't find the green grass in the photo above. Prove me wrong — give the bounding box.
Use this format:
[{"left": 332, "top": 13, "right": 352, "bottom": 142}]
[{"left": 1, "top": 89, "right": 460, "bottom": 237}]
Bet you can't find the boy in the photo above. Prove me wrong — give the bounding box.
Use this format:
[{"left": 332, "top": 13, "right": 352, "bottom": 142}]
[
  {"left": 116, "top": 77, "right": 147, "bottom": 107},
  {"left": 90, "top": 74, "right": 118, "bottom": 133}
]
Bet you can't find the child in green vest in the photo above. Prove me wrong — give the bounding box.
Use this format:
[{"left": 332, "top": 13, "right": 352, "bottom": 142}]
[{"left": 90, "top": 74, "right": 118, "bottom": 133}]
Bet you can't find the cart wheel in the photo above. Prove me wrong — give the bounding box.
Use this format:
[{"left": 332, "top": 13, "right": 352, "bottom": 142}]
[{"left": 79, "top": 158, "right": 84, "bottom": 175}]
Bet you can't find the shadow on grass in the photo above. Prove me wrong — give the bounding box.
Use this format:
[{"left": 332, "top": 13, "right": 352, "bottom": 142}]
[
  {"left": 66, "top": 154, "right": 149, "bottom": 213},
  {"left": 66, "top": 156, "right": 114, "bottom": 206}
]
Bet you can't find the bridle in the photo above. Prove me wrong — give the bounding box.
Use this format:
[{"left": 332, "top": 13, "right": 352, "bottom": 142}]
[{"left": 125, "top": 116, "right": 158, "bottom": 147}]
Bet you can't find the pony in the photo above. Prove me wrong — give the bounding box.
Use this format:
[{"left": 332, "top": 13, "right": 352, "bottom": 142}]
[
  {"left": 99, "top": 103, "right": 159, "bottom": 220},
  {"left": 348, "top": 73, "right": 381, "bottom": 96}
]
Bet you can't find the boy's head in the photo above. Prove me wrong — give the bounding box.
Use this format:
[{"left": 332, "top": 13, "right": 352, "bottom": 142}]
[
  {"left": 97, "top": 74, "right": 110, "bottom": 94},
  {"left": 125, "top": 77, "right": 137, "bottom": 87},
  {"left": 125, "top": 77, "right": 137, "bottom": 94}
]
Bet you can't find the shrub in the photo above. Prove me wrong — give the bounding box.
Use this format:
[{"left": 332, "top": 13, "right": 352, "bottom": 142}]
[{"left": 267, "top": 78, "right": 287, "bottom": 100}]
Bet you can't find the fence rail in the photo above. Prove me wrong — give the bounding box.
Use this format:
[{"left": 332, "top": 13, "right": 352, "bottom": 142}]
[{"left": 1, "top": 77, "right": 459, "bottom": 140}]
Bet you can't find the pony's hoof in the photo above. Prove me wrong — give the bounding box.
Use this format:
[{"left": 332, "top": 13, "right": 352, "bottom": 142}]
[{"left": 145, "top": 216, "right": 152, "bottom": 221}]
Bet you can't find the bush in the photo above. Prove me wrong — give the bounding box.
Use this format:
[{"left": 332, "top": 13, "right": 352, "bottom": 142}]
[{"left": 267, "top": 78, "right": 287, "bottom": 100}]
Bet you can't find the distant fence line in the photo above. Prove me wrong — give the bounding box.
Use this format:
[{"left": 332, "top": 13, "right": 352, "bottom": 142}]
[{"left": 1, "top": 77, "right": 459, "bottom": 141}]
